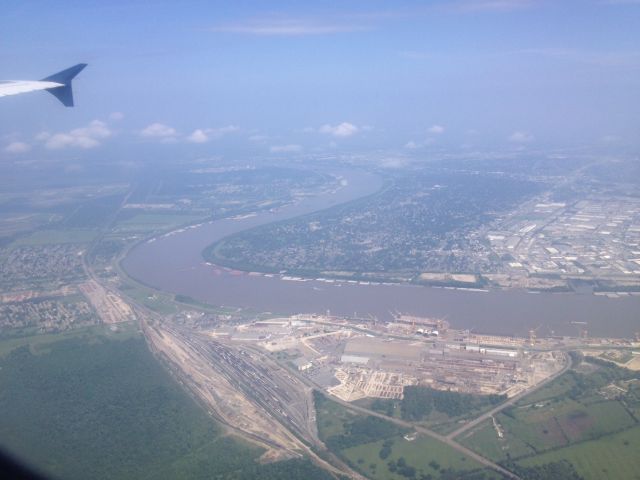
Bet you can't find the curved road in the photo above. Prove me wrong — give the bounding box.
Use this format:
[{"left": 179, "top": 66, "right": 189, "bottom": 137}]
[
  {"left": 274, "top": 352, "right": 522, "bottom": 480},
  {"left": 447, "top": 351, "right": 572, "bottom": 440}
]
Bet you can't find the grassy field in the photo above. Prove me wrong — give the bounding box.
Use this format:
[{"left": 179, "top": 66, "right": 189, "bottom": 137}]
[
  {"left": 0, "top": 330, "right": 334, "bottom": 480},
  {"left": 358, "top": 387, "right": 506, "bottom": 434},
  {"left": 315, "top": 391, "right": 360, "bottom": 440},
  {"left": 315, "top": 392, "right": 500, "bottom": 479},
  {"left": 517, "top": 425, "right": 640, "bottom": 480},
  {"left": 461, "top": 356, "right": 640, "bottom": 478},
  {"left": 459, "top": 419, "right": 535, "bottom": 463},
  {"left": 114, "top": 213, "right": 206, "bottom": 233},
  {"left": 0, "top": 322, "right": 139, "bottom": 357},
  {"left": 12, "top": 228, "right": 98, "bottom": 245},
  {"left": 343, "top": 434, "right": 496, "bottom": 480},
  {"left": 494, "top": 394, "right": 636, "bottom": 454},
  {"left": 117, "top": 281, "right": 180, "bottom": 314},
  {"left": 515, "top": 372, "right": 578, "bottom": 405}
]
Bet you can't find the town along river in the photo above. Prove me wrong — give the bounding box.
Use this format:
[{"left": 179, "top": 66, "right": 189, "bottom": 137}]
[{"left": 122, "top": 169, "right": 640, "bottom": 339}]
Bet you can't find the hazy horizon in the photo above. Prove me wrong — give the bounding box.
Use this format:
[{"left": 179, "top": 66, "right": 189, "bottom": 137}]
[{"left": 1, "top": 0, "right": 639, "bottom": 162}]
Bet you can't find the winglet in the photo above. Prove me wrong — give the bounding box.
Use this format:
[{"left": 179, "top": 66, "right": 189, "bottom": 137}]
[{"left": 41, "top": 64, "right": 87, "bottom": 107}]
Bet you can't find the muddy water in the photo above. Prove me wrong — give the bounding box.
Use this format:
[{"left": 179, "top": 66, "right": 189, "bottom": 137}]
[{"left": 122, "top": 170, "right": 639, "bottom": 338}]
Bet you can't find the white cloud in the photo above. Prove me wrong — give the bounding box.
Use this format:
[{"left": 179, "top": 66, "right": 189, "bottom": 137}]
[
  {"left": 4, "top": 141, "right": 31, "bottom": 154},
  {"left": 109, "top": 112, "right": 125, "bottom": 121},
  {"left": 186, "top": 125, "right": 239, "bottom": 143},
  {"left": 70, "top": 120, "right": 111, "bottom": 140},
  {"left": 249, "top": 134, "right": 269, "bottom": 142},
  {"left": 404, "top": 138, "right": 435, "bottom": 149},
  {"left": 42, "top": 120, "right": 112, "bottom": 150},
  {"left": 270, "top": 144, "right": 302, "bottom": 153},
  {"left": 140, "top": 122, "right": 177, "bottom": 138},
  {"left": 45, "top": 134, "right": 99, "bottom": 150},
  {"left": 34, "top": 132, "right": 51, "bottom": 142},
  {"left": 186, "top": 129, "right": 209, "bottom": 144},
  {"left": 320, "top": 122, "right": 360, "bottom": 138},
  {"left": 379, "top": 157, "right": 409, "bottom": 169},
  {"left": 210, "top": 125, "right": 240, "bottom": 137},
  {"left": 509, "top": 131, "right": 534, "bottom": 143},
  {"left": 428, "top": 125, "right": 445, "bottom": 135},
  {"left": 211, "top": 18, "right": 368, "bottom": 36},
  {"left": 141, "top": 123, "right": 238, "bottom": 143}
]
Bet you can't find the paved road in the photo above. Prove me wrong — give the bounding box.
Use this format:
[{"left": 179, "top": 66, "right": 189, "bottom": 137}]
[
  {"left": 330, "top": 391, "right": 521, "bottom": 480},
  {"left": 447, "top": 351, "right": 572, "bottom": 440},
  {"left": 276, "top": 357, "right": 522, "bottom": 480}
]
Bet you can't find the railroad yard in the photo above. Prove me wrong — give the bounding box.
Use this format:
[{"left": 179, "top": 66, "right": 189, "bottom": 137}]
[{"left": 202, "top": 313, "right": 569, "bottom": 405}]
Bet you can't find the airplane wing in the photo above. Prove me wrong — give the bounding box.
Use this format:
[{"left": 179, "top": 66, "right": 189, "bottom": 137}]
[
  {"left": 0, "top": 64, "right": 87, "bottom": 107},
  {"left": 0, "top": 80, "right": 66, "bottom": 97}
]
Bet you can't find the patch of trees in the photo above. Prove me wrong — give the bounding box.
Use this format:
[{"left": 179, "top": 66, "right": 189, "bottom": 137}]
[
  {"left": 63, "top": 194, "right": 124, "bottom": 228},
  {"left": 387, "top": 457, "right": 493, "bottom": 480},
  {"left": 325, "top": 415, "right": 404, "bottom": 451},
  {"left": 313, "top": 389, "right": 329, "bottom": 408},
  {"left": 371, "top": 398, "right": 397, "bottom": 417},
  {"left": 584, "top": 356, "right": 640, "bottom": 379},
  {"left": 437, "top": 470, "right": 496, "bottom": 480},
  {"left": 388, "top": 456, "right": 416, "bottom": 478},
  {"left": 379, "top": 439, "right": 393, "bottom": 459},
  {"left": 566, "top": 358, "right": 640, "bottom": 400},
  {"left": 506, "top": 460, "right": 584, "bottom": 480},
  {"left": 0, "top": 337, "right": 342, "bottom": 480},
  {"left": 174, "top": 294, "right": 198, "bottom": 304},
  {"left": 401, "top": 386, "right": 506, "bottom": 421},
  {"left": 233, "top": 458, "right": 339, "bottom": 480}
]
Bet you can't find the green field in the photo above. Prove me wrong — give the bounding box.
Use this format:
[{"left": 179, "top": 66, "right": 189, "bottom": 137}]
[
  {"left": 0, "top": 322, "right": 139, "bottom": 357},
  {"left": 315, "top": 390, "right": 361, "bottom": 439},
  {"left": 343, "top": 434, "right": 495, "bottom": 480},
  {"left": 517, "top": 425, "right": 640, "bottom": 480},
  {"left": 461, "top": 356, "right": 640, "bottom": 478},
  {"left": 495, "top": 397, "right": 636, "bottom": 453},
  {"left": 12, "top": 228, "right": 98, "bottom": 245},
  {"left": 515, "top": 372, "right": 578, "bottom": 405},
  {"left": 118, "top": 282, "right": 180, "bottom": 314},
  {"left": 0, "top": 330, "right": 334, "bottom": 480},
  {"left": 401, "top": 386, "right": 506, "bottom": 434},
  {"left": 357, "top": 387, "right": 506, "bottom": 435},
  {"left": 315, "top": 392, "right": 500, "bottom": 479},
  {"left": 114, "top": 213, "right": 206, "bottom": 233},
  {"left": 459, "top": 419, "right": 535, "bottom": 463}
]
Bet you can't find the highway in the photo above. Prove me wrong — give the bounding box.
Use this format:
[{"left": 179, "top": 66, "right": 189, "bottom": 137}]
[
  {"left": 276, "top": 354, "right": 523, "bottom": 480},
  {"left": 447, "top": 350, "right": 572, "bottom": 440}
]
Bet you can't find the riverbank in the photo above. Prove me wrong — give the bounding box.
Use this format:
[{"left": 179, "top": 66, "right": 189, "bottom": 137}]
[{"left": 121, "top": 168, "right": 640, "bottom": 339}]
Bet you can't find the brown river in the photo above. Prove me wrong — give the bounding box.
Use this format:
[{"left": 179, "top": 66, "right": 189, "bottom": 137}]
[{"left": 122, "top": 169, "right": 639, "bottom": 338}]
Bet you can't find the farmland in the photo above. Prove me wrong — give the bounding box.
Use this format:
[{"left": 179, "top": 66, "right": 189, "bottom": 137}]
[
  {"left": 315, "top": 391, "right": 500, "bottom": 480},
  {"left": 459, "top": 354, "right": 640, "bottom": 478},
  {"left": 517, "top": 425, "right": 640, "bottom": 480}
]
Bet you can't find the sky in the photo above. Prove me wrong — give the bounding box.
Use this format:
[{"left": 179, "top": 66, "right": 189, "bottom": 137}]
[{"left": 0, "top": 0, "right": 639, "bottom": 161}]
